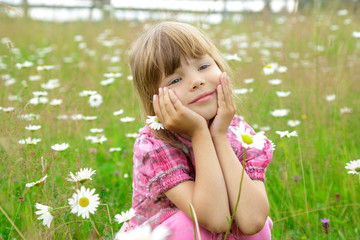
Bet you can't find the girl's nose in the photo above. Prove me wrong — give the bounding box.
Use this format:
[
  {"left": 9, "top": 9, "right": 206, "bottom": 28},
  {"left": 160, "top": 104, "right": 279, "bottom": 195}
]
[{"left": 190, "top": 79, "right": 205, "bottom": 90}]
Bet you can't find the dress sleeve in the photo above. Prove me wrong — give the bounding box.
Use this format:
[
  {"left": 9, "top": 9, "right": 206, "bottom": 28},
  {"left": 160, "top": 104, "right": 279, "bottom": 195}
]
[
  {"left": 133, "top": 135, "right": 194, "bottom": 201},
  {"left": 228, "top": 116, "right": 274, "bottom": 182}
]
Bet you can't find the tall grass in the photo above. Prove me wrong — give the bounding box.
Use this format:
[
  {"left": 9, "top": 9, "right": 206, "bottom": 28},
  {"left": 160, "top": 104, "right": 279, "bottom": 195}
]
[{"left": 0, "top": 5, "right": 359, "bottom": 240}]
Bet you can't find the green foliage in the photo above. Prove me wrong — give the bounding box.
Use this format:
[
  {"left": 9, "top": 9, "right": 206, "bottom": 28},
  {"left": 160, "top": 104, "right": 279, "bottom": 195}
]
[{"left": 0, "top": 6, "right": 359, "bottom": 239}]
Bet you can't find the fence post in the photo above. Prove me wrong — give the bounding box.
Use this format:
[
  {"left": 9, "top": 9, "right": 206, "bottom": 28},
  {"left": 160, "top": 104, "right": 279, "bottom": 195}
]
[
  {"left": 222, "top": 0, "right": 228, "bottom": 21},
  {"left": 102, "top": 0, "right": 111, "bottom": 21},
  {"left": 23, "top": 0, "right": 28, "bottom": 18}
]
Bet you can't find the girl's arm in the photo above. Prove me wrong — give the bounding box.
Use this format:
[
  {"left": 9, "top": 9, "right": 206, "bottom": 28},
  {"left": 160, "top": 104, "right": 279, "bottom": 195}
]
[
  {"left": 210, "top": 75, "right": 269, "bottom": 235},
  {"left": 154, "top": 88, "right": 230, "bottom": 233}
]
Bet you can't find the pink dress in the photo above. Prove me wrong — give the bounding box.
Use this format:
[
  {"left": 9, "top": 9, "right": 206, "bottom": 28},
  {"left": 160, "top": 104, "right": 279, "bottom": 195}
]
[{"left": 120, "top": 115, "right": 274, "bottom": 239}]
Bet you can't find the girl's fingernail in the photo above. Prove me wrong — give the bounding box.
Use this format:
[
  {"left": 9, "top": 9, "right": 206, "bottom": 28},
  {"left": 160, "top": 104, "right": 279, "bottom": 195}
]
[
  {"left": 159, "top": 88, "right": 162, "bottom": 93},
  {"left": 164, "top": 87, "right": 168, "bottom": 91},
  {"left": 153, "top": 94, "right": 157, "bottom": 101}
]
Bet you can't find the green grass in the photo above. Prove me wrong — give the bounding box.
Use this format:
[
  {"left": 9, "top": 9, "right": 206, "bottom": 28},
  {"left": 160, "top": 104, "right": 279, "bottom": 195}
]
[{"left": 1, "top": 5, "right": 360, "bottom": 240}]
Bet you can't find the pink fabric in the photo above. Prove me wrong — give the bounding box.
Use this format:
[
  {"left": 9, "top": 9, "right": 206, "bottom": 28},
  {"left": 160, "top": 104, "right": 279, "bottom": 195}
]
[
  {"left": 119, "top": 211, "right": 273, "bottom": 240},
  {"left": 131, "top": 115, "right": 274, "bottom": 228}
]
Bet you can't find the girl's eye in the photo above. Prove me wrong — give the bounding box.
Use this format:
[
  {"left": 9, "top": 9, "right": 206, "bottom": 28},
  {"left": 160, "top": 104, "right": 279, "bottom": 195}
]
[
  {"left": 199, "top": 65, "right": 209, "bottom": 70},
  {"left": 170, "top": 78, "right": 181, "bottom": 85}
]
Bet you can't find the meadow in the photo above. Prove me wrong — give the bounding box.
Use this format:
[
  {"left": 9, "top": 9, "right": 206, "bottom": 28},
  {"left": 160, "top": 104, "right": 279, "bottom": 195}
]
[{"left": 0, "top": 4, "right": 360, "bottom": 240}]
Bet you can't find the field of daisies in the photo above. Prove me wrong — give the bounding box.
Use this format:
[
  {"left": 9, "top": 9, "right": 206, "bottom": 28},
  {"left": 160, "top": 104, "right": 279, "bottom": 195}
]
[{"left": 1, "top": 5, "right": 360, "bottom": 240}]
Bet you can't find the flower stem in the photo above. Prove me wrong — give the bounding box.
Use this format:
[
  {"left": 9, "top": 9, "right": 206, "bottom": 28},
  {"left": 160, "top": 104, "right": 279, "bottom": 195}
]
[
  {"left": 224, "top": 149, "right": 247, "bottom": 240},
  {"left": 7, "top": 189, "right": 27, "bottom": 239},
  {"left": 0, "top": 205, "right": 26, "bottom": 240},
  {"left": 100, "top": 203, "right": 114, "bottom": 238},
  {"left": 52, "top": 205, "right": 70, "bottom": 211},
  {"left": 90, "top": 214, "right": 103, "bottom": 239}
]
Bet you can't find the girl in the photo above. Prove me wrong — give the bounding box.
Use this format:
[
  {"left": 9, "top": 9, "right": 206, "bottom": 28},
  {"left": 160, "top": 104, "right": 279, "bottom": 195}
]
[{"left": 122, "top": 21, "right": 274, "bottom": 239}]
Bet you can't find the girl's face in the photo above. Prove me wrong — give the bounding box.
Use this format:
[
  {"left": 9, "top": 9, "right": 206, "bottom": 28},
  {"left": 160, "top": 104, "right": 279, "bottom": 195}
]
[{"left": 159, "top": 55, "right": 222, "bottom": 121}]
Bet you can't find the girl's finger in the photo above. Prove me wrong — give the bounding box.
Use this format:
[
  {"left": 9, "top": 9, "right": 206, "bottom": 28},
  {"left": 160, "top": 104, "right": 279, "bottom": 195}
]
[
  {"left": 158, "top": 87, "right": 170, "bottom": 119},
  {"left": 218, "top": 73, "right": 227, "bottom": 105},
  {"left": 222, "top": 73, "right": 233, "bottom": 106},
  {"left": 153, "top": 94, "right": 164, "bottom": 123},
  {"left": 217, "top": 84, "right": 226, "bottom": 109},
  {"left": 168, "top": 89, "right": 183, "bottom": 110},
  {"left": 163, "top": 87, "right": 177, "bottom": 115}
]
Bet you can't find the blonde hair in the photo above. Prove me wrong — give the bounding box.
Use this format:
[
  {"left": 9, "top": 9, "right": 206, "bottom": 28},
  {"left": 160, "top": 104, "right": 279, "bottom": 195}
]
[{"left": 130, "top": 21, "right": 231, "bottom": 143}]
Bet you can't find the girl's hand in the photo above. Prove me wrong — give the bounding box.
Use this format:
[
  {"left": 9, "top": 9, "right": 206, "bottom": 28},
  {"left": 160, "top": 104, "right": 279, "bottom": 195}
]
[
  {"left": 209, "top": 72, "right": 236, "bottom": 138},
  {"left": 153, "top": 87, "right": 207, "bottom": 138}
]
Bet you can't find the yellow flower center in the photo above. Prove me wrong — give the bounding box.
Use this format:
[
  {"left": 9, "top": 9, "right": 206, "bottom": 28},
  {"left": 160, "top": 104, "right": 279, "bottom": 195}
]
[
  {"left": 266, "top": 65, "right": 271, "bottom": 69},
  {"left": 355, "top": 167, "right": 360, "bottom": 173},
  {"left": 242, "top": 135, "right": 253, "bottom": 144},
  {"left": 79, "top": 197, "right": 89, "bottom": 207}
]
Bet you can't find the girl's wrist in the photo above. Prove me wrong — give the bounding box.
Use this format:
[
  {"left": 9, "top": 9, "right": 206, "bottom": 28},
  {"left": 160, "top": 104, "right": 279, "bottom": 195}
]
[
  {"left": 190, "top": 125, "right": 210, "bottom": 141},
  {"left": 211, "top": 132, "right": 228, "bottom": 142}
]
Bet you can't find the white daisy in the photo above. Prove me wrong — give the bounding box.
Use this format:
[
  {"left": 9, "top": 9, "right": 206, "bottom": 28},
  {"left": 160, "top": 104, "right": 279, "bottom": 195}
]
[
  {"left": 5, "top": 78, "right": 16, "bottom": 86},
  {"left": 268, "top": 79, "right": 282, "bottom": 85},
  {"left": 71, "top": 114, "right": 83, "bottom": 120},
  {"left": 263, "top": 63, "right": 278, "bottom": 75},
  {"left": 49, "top": 99, "right": 62, "bottom": 106},
  {"left": 29, "top": 75, "right": 41, "bottom": 81},
  {"left": 260, "top": 126, "right": 271, "bottom": 132},
  {"left": 104, "top": 72, "right": 122, "bottom": 78},
  {"left": 89, "top": 93, "right": 103, "bottom": 108},
  {"left": 37, "top": 65, "right": 55, "bottom": 71},
  {"left": 57, "top": 114, "right": 69, "bottom": 120},
  {"left": 74, "top": 35, "right": 83, "bottom": 42},
  {"left": 51, "top": 143, "right": 69, "bottom": 151},
  {"left": 109, "top": 147, "right": 122, "bottom": 152},
  {"left": 67, "top": 168, "right": 96, "bottom": 183},
  {"left": 90, "top": 128, "right": 103, "bottom": 133},
  {"left": 82, "top": 116, "right": 98, "bottom": 121},
  {"left": 345, "top": 159, "right": 360, "bottom": 175},
  {"left": 275, "top": 130, "right": 298, "bottom": 138},
  {"left": 26, "top": 175, "right": 48, "bottom": 188},
  {"left": 230, "top": 121, "right": 267, "bottom": 150},
  {"left": 35, "top": 203, "right": 53, "bottom": 228},
  {"left": 114, "top": 224, "right": 171, "bottom": 240},
  {"left": 100, "top": 78, "right": 115, "bottom": 86},
  {"left": 25, "top": 124, "right": 41, "bottom": 131},
  {"left": 340, "top": 107, "right": 352, "bottom": 115},
  {"left": 114, "top": 208, "right": 136, "bottom": 224},
  {"left": 223, "top": 53, "right": 241, "bottom": 61},
  {"left": 41, "top": 79, "right": 60, "bottom": 90},
  {"left": 2, "top": 107, "right": 15, "bottom": 112},
  {"left": 287, "top": 120, "right": 301, "bottom": 127},
  {"left": 270, "top": 109, "right": 290, "bottom": 117},
  {"left": 18, "top": 137, "right": 41, "bottom": 145},
  {"left": 68, "top": 186, "right": 100, "bottom": 219},
  {"left": 146, "top": 116, "right": 164, "bottom": 130},
  {"left": 233, "top": 88, "right": 252, "bottom": 95},
  {"left": 127, "top": 75, "right": 133, "bottom": 81},
  {"left": 90, "top": 135, "right": 107, "bottom": 144},
  {"left": 337, "top": 9, "right": 348, "bottom": 16},
  {"left": 120, "top": 117, "right": 135, "bottom": 122},
  {"left": 18, "top": 113, "right": 40, "bottom": 121},
  {"left": 79, "top": 90, "right": 98, "bottom": 97},
  {"left": 326, "top": 94, "right": 336, "bottom": 102},
  {"left": 113, "top": 109, "right": 124, "bottom": 116},
  {"left": 277, "top": 66, "right": 287, "bottom": 73},
  {"left": 352, "top": 31, "right": 360, "bottom": 38},
  {"left": 276, "top": 91, "right": 291, "bottom": 97},
  {"left": 243, "top": 78, "right": 254, "bottom": 84},
  {"left": 32, "top": 91, "right": 48, "bottom": 97},
  {"left": 125, "top": 133, "right": 138, "bottom": 138},
  {"left": 85, "top": 136, "right": 97, "bottom": 142}
]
